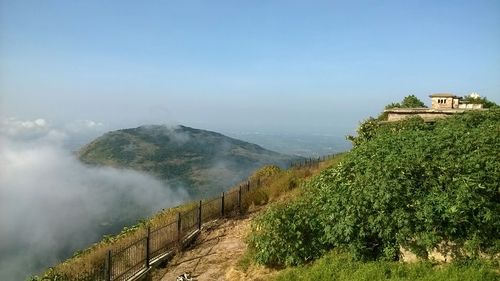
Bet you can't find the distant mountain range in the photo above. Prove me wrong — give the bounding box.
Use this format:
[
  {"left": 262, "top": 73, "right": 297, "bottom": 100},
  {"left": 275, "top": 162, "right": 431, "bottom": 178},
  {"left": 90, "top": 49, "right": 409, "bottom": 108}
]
[
  {"left": 226, "top": 132, "right": 351, "bottom": 157},
  {"left": 79, "top": 125, "right": 300, "bottom": 197}
]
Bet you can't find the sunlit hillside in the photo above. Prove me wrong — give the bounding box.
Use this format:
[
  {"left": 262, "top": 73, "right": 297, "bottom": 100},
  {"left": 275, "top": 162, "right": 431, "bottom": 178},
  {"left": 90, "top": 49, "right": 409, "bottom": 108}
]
[{"left": 79, "top": 125, "right": 301, "bottom": 197}]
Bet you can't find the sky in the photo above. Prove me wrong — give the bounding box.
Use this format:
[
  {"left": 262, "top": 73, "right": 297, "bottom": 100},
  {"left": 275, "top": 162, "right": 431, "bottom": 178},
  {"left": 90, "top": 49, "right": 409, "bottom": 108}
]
[{"left": 1, "top": 0, "right": 499, "bottom": 136}]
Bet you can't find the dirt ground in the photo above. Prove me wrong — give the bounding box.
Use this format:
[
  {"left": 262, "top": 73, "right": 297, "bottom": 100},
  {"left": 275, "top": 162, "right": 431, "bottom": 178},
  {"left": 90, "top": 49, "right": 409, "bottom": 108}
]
[{"left": 152, "top": 209, "right": 277, "bottom": 281}]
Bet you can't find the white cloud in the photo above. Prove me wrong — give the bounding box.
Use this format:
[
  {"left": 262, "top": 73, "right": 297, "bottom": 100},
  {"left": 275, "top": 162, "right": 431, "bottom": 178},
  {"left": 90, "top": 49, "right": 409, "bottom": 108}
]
[
  {"left": 0, "top": 117, "right": 189, "bottom": 280},
  {"left": 1, "top": 117, "right": 50, "bottom": 138},
  {"left": 66, "top": 119, "right": 105, "bottom": 131},
  {"left": 0, "top": 117, "right": 109, "bottom": 151}
]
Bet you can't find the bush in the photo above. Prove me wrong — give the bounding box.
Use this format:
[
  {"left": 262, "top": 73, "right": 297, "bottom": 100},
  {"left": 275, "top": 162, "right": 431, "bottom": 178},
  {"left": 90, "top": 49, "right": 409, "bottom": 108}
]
[
  {"left": 242, "top": 189, "right": 269, "bottom": 210},
  {"left": 250, "top": 165, "right": 282, "bottom": 181},
  {"left": 249, "top": 109, "right": 500, "bottom": 266},
  {"left": 247, "top": 196, "right": 327, "bottom": 266}
]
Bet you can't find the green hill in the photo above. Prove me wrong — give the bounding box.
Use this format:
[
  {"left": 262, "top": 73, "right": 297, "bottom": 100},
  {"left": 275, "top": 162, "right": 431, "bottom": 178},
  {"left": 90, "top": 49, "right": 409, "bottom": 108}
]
[
  {"left": 248, "top": 107, "right": 500, "bottom": 268},
  {"left": 79, "top": 125, "right": 300, "bottom": 197}
]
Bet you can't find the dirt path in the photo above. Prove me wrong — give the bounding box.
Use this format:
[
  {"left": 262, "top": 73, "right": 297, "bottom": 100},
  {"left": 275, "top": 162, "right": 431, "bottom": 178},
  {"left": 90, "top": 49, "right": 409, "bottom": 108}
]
[{"left": 153, "top": 210, "right": 274, "bottom": 281}]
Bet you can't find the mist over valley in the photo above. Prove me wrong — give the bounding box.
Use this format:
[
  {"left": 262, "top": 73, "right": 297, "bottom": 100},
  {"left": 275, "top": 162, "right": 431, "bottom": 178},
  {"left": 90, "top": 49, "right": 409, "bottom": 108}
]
[
  {"left": 78, "top": 124, "right": 302, "bottom": 198},
  {"left": 0, "top": 118, "right": 348, "bottom": 280}
]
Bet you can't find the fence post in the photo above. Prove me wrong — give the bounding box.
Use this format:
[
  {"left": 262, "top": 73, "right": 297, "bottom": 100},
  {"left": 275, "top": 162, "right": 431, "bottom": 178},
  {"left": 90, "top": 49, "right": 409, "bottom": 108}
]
[
  {"left": 257, "top": 177, "right": 261, "bottom": 188},
  {"left": 176, "top": 212, "right": 182, "bottom": 248},
  {"left": 106, "top": 250, "right": 112, "bottom": 281},
  {"left": 247, "top": 181, "right": 250, "bottom": 192},
  {"left": 221, "top": 192, "right": 225, "bottom": 217},
  {"left": 145, "top": 227, "right": 151, "bottom": 268},
  {"left": 198, "top": 200, "right": 202, "bottom": 230},
  {"left": 238, "top": 186, "right": 242, "bottom": 211}
]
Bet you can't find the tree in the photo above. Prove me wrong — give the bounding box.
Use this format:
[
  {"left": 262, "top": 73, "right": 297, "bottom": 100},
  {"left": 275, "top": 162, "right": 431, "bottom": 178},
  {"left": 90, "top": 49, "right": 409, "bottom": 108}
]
[
  {"left": 461, "top": 95, "right": 498, "bottom": 108},
  {"left": 383, "top": 95, "right": 426, "bottom": 109},
  {"left": 400, "top": 95, "right": 426, "bottom": 108},
  {"left": 374, "top": 95, "right": 427, "bottom": 122}
]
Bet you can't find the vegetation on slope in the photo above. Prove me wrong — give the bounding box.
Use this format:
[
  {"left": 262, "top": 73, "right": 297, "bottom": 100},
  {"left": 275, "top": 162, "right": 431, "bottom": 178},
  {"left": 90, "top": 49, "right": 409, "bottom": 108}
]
[
  {"left": 30, "top": 154, "right": 337, "bottom": 281},
  {"left": 273, "top": 249, "right": 499, "bottom": 281},
  {"left": 79, "top": 125, "right": 299, "bottom": 197},
  {"left": 248, "top": 108, "right": 500, "bottom": 270},
  {"left": 33, "top": 98, "right": 500, "bottom": 280}
]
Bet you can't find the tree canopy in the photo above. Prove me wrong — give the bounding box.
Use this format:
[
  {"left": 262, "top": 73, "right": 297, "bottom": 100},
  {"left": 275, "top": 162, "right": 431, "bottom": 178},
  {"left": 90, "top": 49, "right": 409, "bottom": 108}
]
[
  {"left": 385, "top": 95, "right": 427, "bottom": 109},
  {"left": 374, "top": 95, "right": 427, "bottom": 122},
  {"left": 461, "top": 95, "right": 498, "bottom": 108}
]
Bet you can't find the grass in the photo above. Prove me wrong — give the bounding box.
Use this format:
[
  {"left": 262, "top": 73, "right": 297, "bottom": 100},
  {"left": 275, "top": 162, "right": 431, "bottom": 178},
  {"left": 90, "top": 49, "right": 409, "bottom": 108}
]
[
  {"left": 45, "top": 202, "right": 198, "bottom": 279},
  {"left": 237, "top": 249, "right": 255, "bottom": 272},
  {"left": 243, "top": 153, "right": 346, "bottom": 208},
  {"left": 273, "top": 249, "right": 500, "bottom": 281}
]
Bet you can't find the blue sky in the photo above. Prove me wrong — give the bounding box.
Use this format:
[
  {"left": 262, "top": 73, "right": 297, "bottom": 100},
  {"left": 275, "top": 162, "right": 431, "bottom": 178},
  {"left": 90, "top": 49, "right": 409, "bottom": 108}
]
[{"left": 1, "top": 0, "right": 499, "bottom": 135}]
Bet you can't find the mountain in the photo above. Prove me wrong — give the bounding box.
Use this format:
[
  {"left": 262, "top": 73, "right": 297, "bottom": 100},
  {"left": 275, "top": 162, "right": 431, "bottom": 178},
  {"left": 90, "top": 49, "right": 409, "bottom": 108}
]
[{"left": 79, "top": 125, "right": 300, "bottom": 197}]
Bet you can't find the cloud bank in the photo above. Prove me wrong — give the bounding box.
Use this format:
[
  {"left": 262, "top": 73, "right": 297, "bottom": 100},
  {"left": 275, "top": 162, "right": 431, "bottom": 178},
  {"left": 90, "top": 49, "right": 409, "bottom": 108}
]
[{"left": 0, "top": 118, "right": 189, "bottom": 280}]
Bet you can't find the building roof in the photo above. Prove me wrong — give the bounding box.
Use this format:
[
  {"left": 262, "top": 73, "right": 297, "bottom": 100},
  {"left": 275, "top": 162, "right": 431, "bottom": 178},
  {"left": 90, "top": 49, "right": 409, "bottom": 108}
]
[
  {"left": 429, "top": 93, "right": 458, "bottom": 98},
  {"left": 384, "top": 108, "right": 466, "bottom": 114}
]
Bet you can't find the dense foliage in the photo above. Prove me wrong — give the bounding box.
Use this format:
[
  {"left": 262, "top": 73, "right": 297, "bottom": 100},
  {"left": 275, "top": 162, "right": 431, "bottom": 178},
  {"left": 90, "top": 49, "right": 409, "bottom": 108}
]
[
  {"left": 385, "top": 94, "right": 427, "bottom": 109},
  {"left": 248, "top": 197, "right": 326, "bottom": 266},
  {"left": 249, "top": 109, "right": 500, "bottom": 266}
]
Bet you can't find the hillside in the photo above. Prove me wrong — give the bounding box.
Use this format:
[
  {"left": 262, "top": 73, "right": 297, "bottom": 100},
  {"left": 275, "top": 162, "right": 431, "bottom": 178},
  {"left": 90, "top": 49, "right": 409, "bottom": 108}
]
[
  {"left": 79, "top": 125, "right": 299, "bottom": 197},
  {"left": 33, "top": 106, "right": 500, "bottom": 281},
  {"left": 33, "top": 99, "right": 499, "bottom": 281},
  {"left": 245, "top": 107, "right": 499, "bottom": 278}
]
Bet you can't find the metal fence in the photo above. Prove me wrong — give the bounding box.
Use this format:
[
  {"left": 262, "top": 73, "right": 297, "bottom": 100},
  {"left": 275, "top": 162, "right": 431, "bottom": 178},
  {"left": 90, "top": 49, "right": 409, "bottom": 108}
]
[
  {"left": 289, "top": 154, "right": 335, "bottom": 169},
  {"left": 111, "top": 237, "right": 147, "bottom": 281},
  {"left": 150, "top": 220, "right": 177, "bottom": 261},
  {"left": 61, "top": 155, "right": 334, "bottom": 281}
]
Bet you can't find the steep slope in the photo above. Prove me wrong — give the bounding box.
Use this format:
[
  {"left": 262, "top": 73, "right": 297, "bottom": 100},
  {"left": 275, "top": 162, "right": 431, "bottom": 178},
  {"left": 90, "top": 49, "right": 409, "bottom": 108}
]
[{"left": 79, "top": 125, "right": 299, "bottom": 197}]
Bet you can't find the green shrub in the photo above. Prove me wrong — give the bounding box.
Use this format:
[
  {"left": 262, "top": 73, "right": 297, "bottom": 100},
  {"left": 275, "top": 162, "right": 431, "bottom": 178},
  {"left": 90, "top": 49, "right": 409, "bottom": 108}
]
[
  {"left": 247, "top": 196, "right": 328, "bottom": 266},
  {"left": 249, "top": 109, "right": 500, "bottom": 266},
  {"left": 242, "top": 189, "right": 269, "bottom": 209},
  {"left": 250, "top": 165, "right": 282, "bottom": 180}
]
